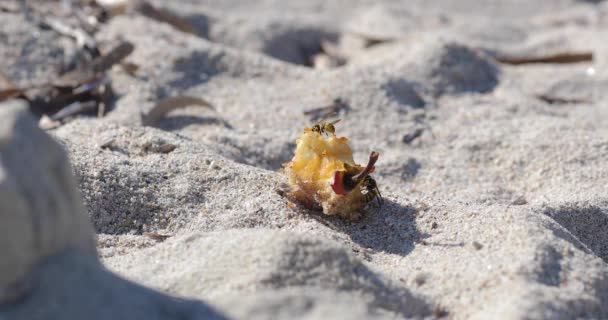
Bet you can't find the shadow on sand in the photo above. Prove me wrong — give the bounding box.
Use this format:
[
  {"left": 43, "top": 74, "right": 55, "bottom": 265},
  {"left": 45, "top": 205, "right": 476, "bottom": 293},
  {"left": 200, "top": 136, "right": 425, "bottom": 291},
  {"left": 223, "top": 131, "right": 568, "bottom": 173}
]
[
  {"left": 309, "top": 199, "right": 425, "bottom": 257},
  {"left": 154, "top": 115, "right": 233, "bottom": 131}
]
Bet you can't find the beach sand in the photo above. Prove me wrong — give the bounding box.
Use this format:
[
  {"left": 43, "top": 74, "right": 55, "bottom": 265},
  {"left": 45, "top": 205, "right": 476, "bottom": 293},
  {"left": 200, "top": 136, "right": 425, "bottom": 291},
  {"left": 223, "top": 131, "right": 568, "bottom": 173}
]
[{"left": 1, "top": 0, "right": 608, "bottom": 319}]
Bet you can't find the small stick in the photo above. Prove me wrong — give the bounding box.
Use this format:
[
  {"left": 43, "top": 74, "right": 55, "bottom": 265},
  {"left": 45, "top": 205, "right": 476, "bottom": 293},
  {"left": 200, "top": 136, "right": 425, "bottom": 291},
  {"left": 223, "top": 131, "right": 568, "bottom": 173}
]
[
  {"left": 98, "top": 82, "right": 114, "bottom": 118},
  {"left": 40, "top": 17, "right": 98, "bottom": 52},
  {"left": 143, "top": 232, "right": 171, "bottom": 242},
  {"left": 54, "top": 41, "right": 134, "bottom": 88},
  {"left": 535, "top": 94, "right": 591, "bottom": 105},
  {"left": 136, "top": 1, "right": 198, "bottom": 35},
  {"left": 496, "top": 52, "right": 593, "bottom": 65},
  {"left": 92, "top": 41, "right": 135, "bottom": 73}
]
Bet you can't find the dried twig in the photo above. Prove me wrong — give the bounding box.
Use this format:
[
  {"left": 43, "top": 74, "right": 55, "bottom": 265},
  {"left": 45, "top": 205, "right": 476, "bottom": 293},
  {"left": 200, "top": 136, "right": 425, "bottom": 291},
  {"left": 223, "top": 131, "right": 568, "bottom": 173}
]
[
  {"left": 28, "top": 41, "right": 132, "bottom": 119},
  {"left": 98, "top": 82, "right": 114, "bottom": 117},
  {"left": 142, "top": 96, "right": 214, "bottom": 126},
  {"left": 92, "top": 41, "right": 135, "bottom": 73},
  {"left": 40, "top": 16, "right": 98, "bottom": 52},
  {"left": 535, "top": 93, "right": 591, "bottom": 105},
  {"left": 136, "top": 1, "right": 198, "bottom": 35},
  {"left": 54, "top": 41, "right": 134, "bottom": 87},
  {"left": 143, "top": 232, "right": 172, "bottom": 242},
  {"left": 5, "top": 1, "right": 132, "bottom": 125},
  {"left": 496, "top": 52, "right": 593, "bottom": 65}
]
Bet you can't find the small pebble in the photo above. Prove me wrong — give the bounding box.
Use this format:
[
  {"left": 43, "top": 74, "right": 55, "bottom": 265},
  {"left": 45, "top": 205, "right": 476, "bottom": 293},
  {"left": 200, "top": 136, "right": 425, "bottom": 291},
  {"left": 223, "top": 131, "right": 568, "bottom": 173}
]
[
  {"left": 403, "top": 128, "right": 424, "bottom": 144},
  {"left": 511, "top": 196, "right": 527, "bottom": 205},
  {"left": 158, "top": 143, "right": 177, "bottom": 153},
  {"left": 472, "top": 241, "right": 483, "bottom": 250},
  {"left": 99, "top": 138, "right": 115, "bottom": 149},
  {"left": 414, "top": 273, "right": 428, "bottom": 286}
]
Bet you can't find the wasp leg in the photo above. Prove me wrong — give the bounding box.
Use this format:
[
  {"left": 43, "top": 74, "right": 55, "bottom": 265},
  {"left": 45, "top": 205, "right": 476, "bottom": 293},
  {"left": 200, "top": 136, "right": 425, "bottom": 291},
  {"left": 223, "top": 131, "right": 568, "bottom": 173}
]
[{"left": 376, "top": 188, "right": 384, "bottom": 206}]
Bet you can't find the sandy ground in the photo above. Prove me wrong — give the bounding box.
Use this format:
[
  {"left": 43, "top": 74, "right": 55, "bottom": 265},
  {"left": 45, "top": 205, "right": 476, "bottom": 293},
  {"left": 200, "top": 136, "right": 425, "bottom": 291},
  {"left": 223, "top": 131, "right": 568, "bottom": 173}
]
[{"left": 2, "top": 0, "right": 608, "bottom": 319}]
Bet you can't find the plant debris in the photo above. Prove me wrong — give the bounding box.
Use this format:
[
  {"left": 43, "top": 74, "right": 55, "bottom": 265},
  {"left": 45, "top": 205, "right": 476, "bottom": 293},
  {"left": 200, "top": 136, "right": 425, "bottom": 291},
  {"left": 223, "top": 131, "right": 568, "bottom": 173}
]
[
  {"left": 0, "top": 1, "right": 137, "bottom": 128},
  {"left": 28, "top": 40, "right": 133, "bottom": 121},
  {"left": 143, "top": 232, "right": 172, "bottom": 242},
  {"left": 40, "top": 16, "right": 98, "bottom": 52},
  {"left": 53, "top": 41, "right": 134, "bottom": 88},
  {"left": 141, "top": 96, "right": 214, "bottom": 126},
  {"left": 535, "top": 93, "right": 591, "bottom": 105},
  {"left": 135, "top": 1, "right": 198, "bottom": 35},
  {"left": 495, "top": 52, "right": 593, "bottom": 65}
]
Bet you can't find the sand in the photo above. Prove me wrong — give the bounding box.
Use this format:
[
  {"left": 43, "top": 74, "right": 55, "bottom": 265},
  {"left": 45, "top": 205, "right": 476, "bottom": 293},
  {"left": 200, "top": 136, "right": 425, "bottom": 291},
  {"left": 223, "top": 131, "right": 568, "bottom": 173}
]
[{"left": 1, "top": 0, "right": 608, "bottom": 319}]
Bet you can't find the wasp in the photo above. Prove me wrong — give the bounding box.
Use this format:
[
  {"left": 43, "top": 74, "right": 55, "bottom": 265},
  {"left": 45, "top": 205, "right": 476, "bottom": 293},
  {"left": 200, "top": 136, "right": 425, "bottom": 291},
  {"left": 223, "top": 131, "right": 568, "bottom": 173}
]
[
  {"left": 311, "top": 112, "right": 341, "bottom": 136},
  {"left": 337, "top": 153, "right": 383, "bottom": 206},
  {"left": 361, "top": 175, "right": 383, "bottom": 206}
]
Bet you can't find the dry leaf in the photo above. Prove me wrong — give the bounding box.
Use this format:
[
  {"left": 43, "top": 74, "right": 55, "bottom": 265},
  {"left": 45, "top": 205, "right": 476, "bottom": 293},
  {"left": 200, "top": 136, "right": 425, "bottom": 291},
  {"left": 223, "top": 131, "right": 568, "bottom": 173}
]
[{"left": 142, "top": 96, "right": 214, "bottom": 126}]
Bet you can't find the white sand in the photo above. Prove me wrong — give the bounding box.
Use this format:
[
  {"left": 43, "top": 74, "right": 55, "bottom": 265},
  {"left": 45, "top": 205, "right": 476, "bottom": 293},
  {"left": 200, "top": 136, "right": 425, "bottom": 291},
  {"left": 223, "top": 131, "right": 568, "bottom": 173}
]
[{"left": 2, "top": 0, "right": 608, "bottom": 319}]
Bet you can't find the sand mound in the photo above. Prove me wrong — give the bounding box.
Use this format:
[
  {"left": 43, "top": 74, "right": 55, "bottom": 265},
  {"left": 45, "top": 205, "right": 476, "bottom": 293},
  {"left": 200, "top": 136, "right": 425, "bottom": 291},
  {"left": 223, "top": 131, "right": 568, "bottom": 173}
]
[
  {"left": 2, "top": 1, "right": 608, "bottom": 319},
  {"left": 107, "top": 229, "right": 430, "bottom": 317},
  {"left": 0, "top": 102, "right": 224, "bottom": 320}
]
